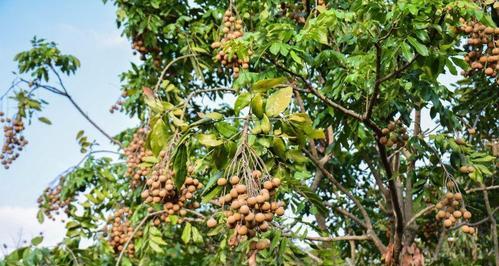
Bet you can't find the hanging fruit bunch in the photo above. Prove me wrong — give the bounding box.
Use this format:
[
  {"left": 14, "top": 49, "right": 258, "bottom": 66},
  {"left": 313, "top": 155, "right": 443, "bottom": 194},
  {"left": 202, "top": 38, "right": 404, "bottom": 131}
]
[
  {"left": 37, "top": 176, "right": 72, "bottom": 222},
  {"left": 131, "top": 34, "right": 162, "bottom": 67},
  {"left": 434, "top": 180, "right": 475, "bottom": 234},
  {"left": 458, "top": 18, "right": 499, "bottom": 80},
  {"left": 379, "top": 120, "right": 409, "bottom": 148},
  {"left": 210, "top": 5, "right": 251, "bottom": 78},
  {"left": 207, "top": 140, "right": 285, "bottom": 250},
  {"left": 1, "top": 112, "right": 28, "bottom": 169},
  {"left": 124, "top": 128, "right": 152, "bottom": 187},
  {"left": 109, "top": 91, "right": 128, "bottom": 114},
  {"left": 108, "top": 207, "right": 137, "bottom": 257},
  {"left": 140, "top": 145, "right": 203, "bottom": 225}
]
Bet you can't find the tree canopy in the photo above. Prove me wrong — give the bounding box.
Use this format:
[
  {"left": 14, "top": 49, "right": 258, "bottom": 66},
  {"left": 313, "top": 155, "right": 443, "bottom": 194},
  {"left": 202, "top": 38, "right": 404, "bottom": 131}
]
[{"left": 0, "top": 0, "right": 498, "bottom": 265}]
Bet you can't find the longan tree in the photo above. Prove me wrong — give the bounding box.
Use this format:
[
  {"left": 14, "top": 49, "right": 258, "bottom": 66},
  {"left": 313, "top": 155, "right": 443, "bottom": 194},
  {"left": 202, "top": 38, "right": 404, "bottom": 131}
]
[{"left": 1, "top": 0, "right": 498, "bottom": 265}]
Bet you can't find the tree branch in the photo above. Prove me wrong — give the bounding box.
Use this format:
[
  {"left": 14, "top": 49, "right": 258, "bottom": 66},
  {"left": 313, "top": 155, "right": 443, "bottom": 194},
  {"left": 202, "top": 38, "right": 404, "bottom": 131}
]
[
  {"left": 304, "top": 149, "right": 386, "bottom": 253},
  {"left": 466, "top": 185, "right": 499, "bottom": 193}
]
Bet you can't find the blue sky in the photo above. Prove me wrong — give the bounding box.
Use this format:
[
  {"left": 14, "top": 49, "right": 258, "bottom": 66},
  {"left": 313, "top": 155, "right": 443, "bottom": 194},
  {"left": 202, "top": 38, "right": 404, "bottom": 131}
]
[{"left": 0, "top": 0, "right": 137, "bottom": 249}]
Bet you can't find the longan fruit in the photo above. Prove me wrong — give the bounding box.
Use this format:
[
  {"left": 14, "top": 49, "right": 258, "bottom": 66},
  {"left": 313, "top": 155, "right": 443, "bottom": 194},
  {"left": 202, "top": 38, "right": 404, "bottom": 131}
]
[
  {"left": 185, "top": 177, "right": 193, "bottom": 185},
  {"left": 436, "top": 202, "right": 444, "bottom": 209},
  {"left": 468, "top": 227, "right": 475, "bottom": 234},
  {"left": 437, "top": 210, "right": 446, "bottom": 219},
  {"left": 259, "top": 222, "right": 269, "bottom": 231},
  {"left": 248, "top": 197, "right": 257, "bottom": 206},
  {"left": 233, "top": 213, "right": 241, "bottom": 221},
  {"left": 227, "top": 215, "right": 236, "bottom": 224},
  {"left": 245, "top": 212, "right": 255, "bottom": 222},
  {"left": 379, "top": 137, "right": 388, "bottom": 145},
  {"left": 263, "top": 181, "right": 273, "bottom": 190},
  {"left": 231, "top": 200, "right": 242, "bottom": 210},
  {"left": 453, "top": 211, "right": 462, "bottom": 218},
  {"left": 217, "top": 178, "right": 227, "bottom": 186},
  {"left": 255, "top": 213, "right": 266, "bottom": 223},
  {"left": 238, "top": 225, "right": 248, "bottom": 235},
  {"left": 463, "top": 211, "right": 472, "bottom": 219},
  {"left": 239, "top": 205, "right": 250, "bottom": 214},
  {"left": 230, "top": 188, "right": 239, "bottom": 198},
  {"left": 236, "top": 184, "right": 247, "bottom": 194},
  {"left": 179, "top": 209, "right": 187, "bottom": 216},
  {"left": 443, "top": 219, "right": 453, "bottom": 228},
  {"left": 275, "top": 207, "right": 285, "bottom": 216},
  {"left": 454, "top": 193, "right": 463, "bottom": 201},
  {"left": 230, "top": 175, "right": 240, "bottom": 185},
  {"left": 382, "top": 128, "right": 390, "bottom": 135},
  {"left": 256, "top": 195, "right": 265, "bottom": 204},
  {"left": 256, "top": 239, "right": 270, "bottom": 250},
  {"left": 252, "top": 170, "right": 262, "bottom": 179},
  {"left": 264, "top": 212, "right": 273, "bottom": 221},
  {"left": 461, "top": 225, "right": 470, "bottom": 233},
  {"left": 261, "top": 202, "right": 271, "bottom": 211},
  {"left": 466, "top": 166, "right": 475, "bottom": 173},
  {"left": 446, "top": 192, "right": 454, "bottom": 200}
]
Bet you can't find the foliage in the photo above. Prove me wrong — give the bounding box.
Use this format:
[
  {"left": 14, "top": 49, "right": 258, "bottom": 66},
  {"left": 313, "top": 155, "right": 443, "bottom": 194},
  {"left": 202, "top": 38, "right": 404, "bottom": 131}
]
[{"left": 1, "top": 0, "right": 498, "bottom": 265}]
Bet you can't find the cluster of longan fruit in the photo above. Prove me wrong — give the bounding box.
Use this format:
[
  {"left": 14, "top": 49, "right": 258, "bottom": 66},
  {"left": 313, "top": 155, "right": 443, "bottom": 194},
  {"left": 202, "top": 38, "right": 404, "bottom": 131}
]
[
  {"left": 109, "top": 91, "right": 128, "bottom": 114},
  {"left": 1, "top": 113, "right": 28, "bottom": 169},
  {"left": 124, "top": 128, "right": 151, "bottom": 187},
  {"left": 108, "top": 207, "right": 137, "bottom": 257},
  {"left": 278, "top": 2, "right": 306, "bottom": 24},
  {"left": 131, "top": 35, "right": 162, "bottom": 67},
  {"left": 141, "top": 152, "right": 202, "bottom": 223},
  {"left": 211, "top": 9, "right": 250, "bottom": 78},
  {"left": 379, "top": 121, "right": 409, "bottom": 148},
  {"left": 435, "top": 192, "right": 474, "bottom": 234},
  {"left": 37, "top": 177, "right": 71, "bottom": 222},
  {"left": 458, "top": 19, "right": 499, "bottom": 79},
  {"left": 207, "top": 171, "right": 284, "bottom": 248}
]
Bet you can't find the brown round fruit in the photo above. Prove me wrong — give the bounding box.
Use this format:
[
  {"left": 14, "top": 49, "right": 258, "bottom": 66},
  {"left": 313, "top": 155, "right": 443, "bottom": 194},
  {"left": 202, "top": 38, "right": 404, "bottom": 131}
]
[
  {"left": 230, "top": 175, "right": 240, "bottom": 185},
  {"left": 207, "top": 218, "right": 217, "bottom": 228},
  {"left": 217, "top": 178, "right": 227, "bottom": 186},
  {"left": 443, "top": 219, "right": 453, "bottom": 228}
]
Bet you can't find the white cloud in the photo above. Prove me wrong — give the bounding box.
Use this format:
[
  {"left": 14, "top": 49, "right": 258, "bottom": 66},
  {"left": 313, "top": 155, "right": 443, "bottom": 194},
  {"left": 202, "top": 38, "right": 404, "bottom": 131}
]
[{"left": 0, "top": 206, "right": 65, "bottom": 254}]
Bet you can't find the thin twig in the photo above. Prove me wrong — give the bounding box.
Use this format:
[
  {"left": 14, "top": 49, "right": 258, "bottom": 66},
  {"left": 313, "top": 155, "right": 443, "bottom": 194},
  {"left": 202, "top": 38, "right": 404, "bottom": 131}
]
[{"left": 466, "top": 185, "right": 499, "bottom": 193}]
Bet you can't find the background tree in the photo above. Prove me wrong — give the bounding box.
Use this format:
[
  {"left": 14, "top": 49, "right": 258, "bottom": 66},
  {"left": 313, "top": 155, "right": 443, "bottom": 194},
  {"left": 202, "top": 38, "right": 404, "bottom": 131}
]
[{"left": 0, "top": 0, "right": 498, "bottom": 265}]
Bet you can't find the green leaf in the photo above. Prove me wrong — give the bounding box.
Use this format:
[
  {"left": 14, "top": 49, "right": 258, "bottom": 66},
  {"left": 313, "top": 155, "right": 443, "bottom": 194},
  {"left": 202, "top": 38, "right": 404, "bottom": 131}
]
[
  {"left": 182, "top": 223, "right": 192, "bottom": 244},
  {"left": 31, "top": 236, "right": 43, "bottom": 246},
  {"left": 251, "top": 93, "right": 264, "bottom": 119},
  {"left": 234, "top": 92, "right": 252, "bottom": 115},
  {"left": 191, "top": 226, "right": 203, "bottom": 243},
  {"left": 36, "top": 209, "right": 44, "bottom": 224},
  {"left": 141, "top": 156, "right": 159, "bottom": 163},
  {"left": 261, "top": 114, "right": 271, "bottom": 134},
  {"left": 204, "top": 112, "right": 223, "bottom": 120},
  {"left": 38, "top": 117, "right": 52, "bottom": 125},
  {"left": 215, "top": 122, "right": 238, "bottom": 138},
  {"left": 252, "top": 77, "right": 287, "bottom": 93},
  {"left": 202, "top": 186, "right": 222, "bottom": 203},
  {"left": 148, "top": 240, "right": 163, "bottom": 253},
  {"left": 286, "top": 178, "right": 328, "bottom": 215},
  {"left": 198, "top": 134, "right": 223, "bottom": 147},
  {"left": 75, "top": 130, "right": 84, "bottom": 140},
  {"left": 149, "top": 119, "right": 168, "bottom": 155},
  {"left": 407, "top": 36, "right": 428, "bottom": 56},
  {"left": 173, "top": 144, "right": 188, "bottom": 189},
  {"left": 265, "top": 87, "right": 293, "bottom": 117}
]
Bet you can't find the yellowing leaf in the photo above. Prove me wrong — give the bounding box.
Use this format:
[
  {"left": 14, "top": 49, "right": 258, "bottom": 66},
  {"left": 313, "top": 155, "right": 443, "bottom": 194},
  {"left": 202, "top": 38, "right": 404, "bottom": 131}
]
[
  {"left": 265, "top": 87, "right": 293, "bottom": 117},
  {"left": 198, "top": 134, "right": 223, "bottom": 147},
  {"left": 252, "top": 77, "right": 287, "bottom": 92}
]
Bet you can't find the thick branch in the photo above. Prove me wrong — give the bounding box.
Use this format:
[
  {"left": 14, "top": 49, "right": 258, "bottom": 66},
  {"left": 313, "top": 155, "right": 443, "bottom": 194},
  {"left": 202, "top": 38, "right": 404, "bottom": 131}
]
[{"left": 481, "top": 183, "right": 499, "bottom": 265}]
